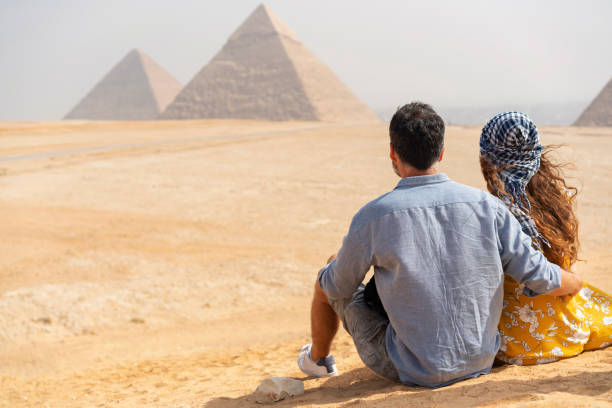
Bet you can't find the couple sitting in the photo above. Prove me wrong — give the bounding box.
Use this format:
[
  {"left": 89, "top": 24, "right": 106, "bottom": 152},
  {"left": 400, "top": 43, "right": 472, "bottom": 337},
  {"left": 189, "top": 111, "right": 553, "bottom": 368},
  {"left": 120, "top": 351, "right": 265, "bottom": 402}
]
[{"left": 297, "top": 103, "right": 612, "bottom": 388}]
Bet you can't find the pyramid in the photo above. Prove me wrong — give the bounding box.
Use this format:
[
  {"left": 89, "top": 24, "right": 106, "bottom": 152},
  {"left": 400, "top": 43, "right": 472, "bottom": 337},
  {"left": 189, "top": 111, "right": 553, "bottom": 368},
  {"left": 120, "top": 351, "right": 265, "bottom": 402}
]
[
  {"left": 574, "top": 77, "right": 612, "bottom": 126},
  {"left": 64, "top": 49, "right": 182, "bottom": 120},
  {"left": 161, "top": 4, "right": 379, "bottom": 123}
]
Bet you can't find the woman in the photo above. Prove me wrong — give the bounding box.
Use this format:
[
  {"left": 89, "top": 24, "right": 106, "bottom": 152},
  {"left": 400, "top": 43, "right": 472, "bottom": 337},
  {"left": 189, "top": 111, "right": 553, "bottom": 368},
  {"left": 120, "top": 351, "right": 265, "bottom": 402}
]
[{"left": 480, "top": 112, "right": 612, "bottom": 365}]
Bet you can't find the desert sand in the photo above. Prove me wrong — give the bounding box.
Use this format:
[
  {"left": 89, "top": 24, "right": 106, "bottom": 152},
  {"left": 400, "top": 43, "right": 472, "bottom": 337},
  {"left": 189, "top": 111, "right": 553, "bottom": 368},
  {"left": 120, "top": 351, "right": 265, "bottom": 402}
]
[{"left": 0, "top": 120, "right": 611, "bottom": 407}]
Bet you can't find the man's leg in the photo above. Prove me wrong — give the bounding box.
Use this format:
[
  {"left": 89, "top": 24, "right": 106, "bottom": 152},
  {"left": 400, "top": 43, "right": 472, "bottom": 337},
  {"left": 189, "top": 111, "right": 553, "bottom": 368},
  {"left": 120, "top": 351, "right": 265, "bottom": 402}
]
[
  {"left": 299, "top": 254, "right": 398, "bottom": 381},
  {"left": 310, "top": 279, "right": 339, "bottom": 361},
  {"left": 298, "top": 254, "right": 340, "bottom": 377},
  {"left": 310, "top": 253, "right": 339, "bottom": 360}
]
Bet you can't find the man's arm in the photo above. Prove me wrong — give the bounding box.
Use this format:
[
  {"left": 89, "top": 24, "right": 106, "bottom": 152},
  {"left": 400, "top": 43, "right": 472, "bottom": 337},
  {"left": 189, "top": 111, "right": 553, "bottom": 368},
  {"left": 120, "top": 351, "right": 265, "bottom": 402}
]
[
  {"left": 318, "top": 215, "right": 373, "bottom": 300},
  {"left": 495, "top": 202, "right": 582, "bottom": 297}
]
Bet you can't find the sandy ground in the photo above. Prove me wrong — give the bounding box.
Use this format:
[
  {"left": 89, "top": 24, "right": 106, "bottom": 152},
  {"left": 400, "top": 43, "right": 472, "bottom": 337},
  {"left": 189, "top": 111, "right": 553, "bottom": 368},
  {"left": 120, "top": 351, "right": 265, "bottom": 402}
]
[{"left": 0, "top": 120, "right": 611, "bottom": 407}]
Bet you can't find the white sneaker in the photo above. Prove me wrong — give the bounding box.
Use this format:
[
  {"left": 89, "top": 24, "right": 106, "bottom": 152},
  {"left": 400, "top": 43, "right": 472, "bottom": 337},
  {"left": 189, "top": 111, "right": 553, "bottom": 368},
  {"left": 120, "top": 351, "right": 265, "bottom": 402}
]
[{"left": 297, "top": 343, "right": 338, "bottom": 377}]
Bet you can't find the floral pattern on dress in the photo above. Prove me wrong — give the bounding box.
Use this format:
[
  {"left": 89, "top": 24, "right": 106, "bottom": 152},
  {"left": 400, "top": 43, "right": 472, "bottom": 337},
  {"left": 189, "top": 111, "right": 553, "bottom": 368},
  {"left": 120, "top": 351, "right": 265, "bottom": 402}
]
[{"left": 497, "top": 277, "right": 612, "bottom": 365}]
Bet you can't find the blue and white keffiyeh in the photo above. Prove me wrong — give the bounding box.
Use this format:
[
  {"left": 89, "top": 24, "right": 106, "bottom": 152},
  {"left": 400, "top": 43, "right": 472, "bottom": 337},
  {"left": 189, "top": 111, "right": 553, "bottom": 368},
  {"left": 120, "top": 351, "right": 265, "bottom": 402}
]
[{"left": 480, "top": 111, "right": 550, "bottom": 250}]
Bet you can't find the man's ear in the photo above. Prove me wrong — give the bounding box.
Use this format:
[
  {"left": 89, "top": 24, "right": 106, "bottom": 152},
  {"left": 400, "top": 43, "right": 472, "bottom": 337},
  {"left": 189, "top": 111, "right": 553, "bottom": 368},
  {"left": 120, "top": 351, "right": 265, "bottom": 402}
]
[
  {"left": 390, "top": 143, "right": 398, "bottom": 162},
  {"left": 438, "top": 146, "right": 445, "bottom": 162}
]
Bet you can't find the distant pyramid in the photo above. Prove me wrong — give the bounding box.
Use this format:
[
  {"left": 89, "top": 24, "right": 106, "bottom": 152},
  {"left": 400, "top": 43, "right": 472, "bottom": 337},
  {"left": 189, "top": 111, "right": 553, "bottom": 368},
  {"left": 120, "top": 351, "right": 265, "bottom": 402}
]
[
  {"left": 574, "top": 77, "right": 612, "bottom": 126},
  {"left": 65, "top": 49, "right": 182, "bottom": 120},
  {"left": 161, "top": 4, "right": 379, "bottom": 123}
]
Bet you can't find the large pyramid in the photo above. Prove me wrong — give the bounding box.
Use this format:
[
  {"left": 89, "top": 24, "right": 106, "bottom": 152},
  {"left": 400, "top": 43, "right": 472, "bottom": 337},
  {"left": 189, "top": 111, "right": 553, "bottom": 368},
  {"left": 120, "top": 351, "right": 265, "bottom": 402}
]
[
  {"left": 161, "top": 4, "right": 379, "bottom": 123},
  {"left": 574, "top": 77, "right": 612, "bottom": 126},
  {"left": 65, "top": 49, "right": 182, "bottom": 120}
]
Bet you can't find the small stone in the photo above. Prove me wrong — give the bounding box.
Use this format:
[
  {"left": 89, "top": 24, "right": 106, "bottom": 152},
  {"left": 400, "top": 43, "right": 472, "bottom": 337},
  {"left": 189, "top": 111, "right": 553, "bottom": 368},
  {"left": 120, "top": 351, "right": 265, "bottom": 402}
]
[
  {"left": 34, "top": 317, "right": 52, "bottom": 325},
  {"left": 254, "top": 377, "right": 304, "bottom": 404}
]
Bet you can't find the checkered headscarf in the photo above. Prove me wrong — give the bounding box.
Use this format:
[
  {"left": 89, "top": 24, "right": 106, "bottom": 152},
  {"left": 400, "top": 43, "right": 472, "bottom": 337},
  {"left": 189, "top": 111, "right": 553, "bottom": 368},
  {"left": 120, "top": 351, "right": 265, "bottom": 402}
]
[{"left": 480, "top": 112, "right": 550, "bottom": 250}]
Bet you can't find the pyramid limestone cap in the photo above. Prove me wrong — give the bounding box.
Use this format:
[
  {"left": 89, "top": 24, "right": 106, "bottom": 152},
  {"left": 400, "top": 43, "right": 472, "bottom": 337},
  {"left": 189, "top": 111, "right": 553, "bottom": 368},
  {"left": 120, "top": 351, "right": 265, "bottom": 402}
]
[{"left": 226, "top": 4, "right": 299, "bottom": 44}]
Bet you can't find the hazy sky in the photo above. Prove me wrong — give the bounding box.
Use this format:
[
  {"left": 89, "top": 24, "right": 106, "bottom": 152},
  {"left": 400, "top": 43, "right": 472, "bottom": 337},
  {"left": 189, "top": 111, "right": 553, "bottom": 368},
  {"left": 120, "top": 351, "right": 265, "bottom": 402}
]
[{"left": 1, "top": 0, "right": 611, "bottom": 120}]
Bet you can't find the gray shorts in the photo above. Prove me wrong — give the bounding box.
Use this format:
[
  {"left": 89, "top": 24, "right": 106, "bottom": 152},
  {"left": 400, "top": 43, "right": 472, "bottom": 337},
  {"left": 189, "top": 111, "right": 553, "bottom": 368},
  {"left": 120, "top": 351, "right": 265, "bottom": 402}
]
[{"left": 328, "top": 285, "right": 400, "bottom": 382}]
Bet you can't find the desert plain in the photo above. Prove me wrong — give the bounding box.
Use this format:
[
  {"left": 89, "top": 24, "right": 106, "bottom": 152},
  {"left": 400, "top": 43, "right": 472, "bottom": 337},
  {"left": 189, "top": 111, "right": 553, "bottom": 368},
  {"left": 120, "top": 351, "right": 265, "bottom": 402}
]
[{"left": 0, "top": 120, "right": 611, "bottom": 407}]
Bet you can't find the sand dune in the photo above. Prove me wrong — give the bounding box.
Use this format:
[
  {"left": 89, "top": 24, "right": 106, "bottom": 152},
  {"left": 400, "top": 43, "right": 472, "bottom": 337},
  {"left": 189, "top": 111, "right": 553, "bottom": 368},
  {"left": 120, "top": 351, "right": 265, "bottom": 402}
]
[{"left": 0, "top": 120, "right": 610, "bottom": 407}]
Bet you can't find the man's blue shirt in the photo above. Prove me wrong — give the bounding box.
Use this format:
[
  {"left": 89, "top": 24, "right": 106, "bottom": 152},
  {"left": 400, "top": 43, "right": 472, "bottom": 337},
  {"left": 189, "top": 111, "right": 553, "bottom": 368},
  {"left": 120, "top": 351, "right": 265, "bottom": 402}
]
[{"left": 318, "top": 174, "right": 561, "bottom": 387}]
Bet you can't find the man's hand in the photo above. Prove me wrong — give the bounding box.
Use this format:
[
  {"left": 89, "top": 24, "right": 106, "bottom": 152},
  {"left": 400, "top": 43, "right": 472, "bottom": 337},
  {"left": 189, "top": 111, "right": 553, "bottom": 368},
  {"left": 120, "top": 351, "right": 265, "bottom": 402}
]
[{"left": 547, "top": 270, "right": 583, "bottom": 297}]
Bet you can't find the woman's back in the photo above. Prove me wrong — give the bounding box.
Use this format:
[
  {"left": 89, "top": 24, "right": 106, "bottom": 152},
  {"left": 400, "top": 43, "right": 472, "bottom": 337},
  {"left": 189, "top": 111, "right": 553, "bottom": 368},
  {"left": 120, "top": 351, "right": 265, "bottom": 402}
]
[{"left": 479, "top": 112, "right": 612, "bottom": 365}]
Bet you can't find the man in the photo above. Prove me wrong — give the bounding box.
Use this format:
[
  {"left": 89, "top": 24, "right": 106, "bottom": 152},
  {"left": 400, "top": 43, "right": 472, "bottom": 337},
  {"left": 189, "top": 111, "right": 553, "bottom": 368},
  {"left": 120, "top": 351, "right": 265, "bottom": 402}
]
[{"left": 297, "top": 102, "right": 583, "bottom": 388}]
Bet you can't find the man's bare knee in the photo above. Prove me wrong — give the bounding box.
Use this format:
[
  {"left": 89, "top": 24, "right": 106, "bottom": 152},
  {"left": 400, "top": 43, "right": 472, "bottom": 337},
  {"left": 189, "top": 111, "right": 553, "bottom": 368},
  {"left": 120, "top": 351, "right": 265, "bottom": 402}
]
[
  {"left": 314, "top": 279, "right": 330, "bottom": 305},
  {"left": 315, "top": 254, "right": 335, "bottom": 305}
]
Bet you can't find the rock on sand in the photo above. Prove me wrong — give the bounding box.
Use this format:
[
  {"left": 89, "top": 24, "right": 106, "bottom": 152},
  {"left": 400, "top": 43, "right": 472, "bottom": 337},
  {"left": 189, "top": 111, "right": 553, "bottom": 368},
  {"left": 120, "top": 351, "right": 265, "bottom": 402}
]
[{"left": 254, "top": 377, "right": 304, "bottom": 404}]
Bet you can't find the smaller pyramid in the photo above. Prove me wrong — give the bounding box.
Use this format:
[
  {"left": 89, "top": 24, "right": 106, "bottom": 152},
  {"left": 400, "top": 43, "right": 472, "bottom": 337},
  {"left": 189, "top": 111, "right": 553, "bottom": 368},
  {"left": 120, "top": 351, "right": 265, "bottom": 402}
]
[
  {"left": 161, "top": 4, "right": 379, "bottom": 123},
  {"left": 574, "top": 77, "right": 612, "bottom": 126},
  {"left": 64, "top": 49, "right": 182, "bottom": 120}
]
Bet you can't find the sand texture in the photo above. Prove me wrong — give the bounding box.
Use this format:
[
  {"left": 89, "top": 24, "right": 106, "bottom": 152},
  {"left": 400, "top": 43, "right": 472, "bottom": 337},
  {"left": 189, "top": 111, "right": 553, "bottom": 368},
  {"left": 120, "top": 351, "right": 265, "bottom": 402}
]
[
  {"left": 0, "top": 120, "right": 611, "bottom": 407},
  {"left": 160, "top": 5, "right": 379, "bottom": 123},
  {"left": 64, "top": 49, "right": 182, "bottom": 120}
]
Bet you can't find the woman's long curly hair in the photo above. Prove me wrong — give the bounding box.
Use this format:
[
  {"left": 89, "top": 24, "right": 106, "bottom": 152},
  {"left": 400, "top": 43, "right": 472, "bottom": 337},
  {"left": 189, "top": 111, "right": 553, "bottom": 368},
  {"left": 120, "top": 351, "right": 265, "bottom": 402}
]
[{"left": 480, "top": 146, "right": 580, "bottom": 269}]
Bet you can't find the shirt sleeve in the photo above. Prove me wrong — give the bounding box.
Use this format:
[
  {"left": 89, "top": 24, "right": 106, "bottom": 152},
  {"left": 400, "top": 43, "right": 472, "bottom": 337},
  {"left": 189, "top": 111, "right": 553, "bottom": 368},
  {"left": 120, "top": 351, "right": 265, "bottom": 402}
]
[
  {"left": 318, "top": 213, "right": 373, "bottom": 301},
  {"left": 495, "top": 201, "right": 562, "bottom": 297}
]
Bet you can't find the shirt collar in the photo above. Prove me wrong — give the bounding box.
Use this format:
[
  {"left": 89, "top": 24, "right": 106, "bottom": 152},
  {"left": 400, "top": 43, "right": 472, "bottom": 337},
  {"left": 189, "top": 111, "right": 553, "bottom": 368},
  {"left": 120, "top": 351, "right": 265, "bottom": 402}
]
[{"left": 395, "top": 173, "right": 450, "bottom": 189}]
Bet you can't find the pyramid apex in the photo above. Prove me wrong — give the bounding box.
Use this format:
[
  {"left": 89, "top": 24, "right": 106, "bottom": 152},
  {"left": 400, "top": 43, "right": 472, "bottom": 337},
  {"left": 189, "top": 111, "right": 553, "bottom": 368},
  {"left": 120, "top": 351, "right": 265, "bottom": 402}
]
[
  {"left": 256, "top": 3, "right": 273, "bottom": 15},
  {"left": 227, "top": 3, "right": 298, "bottom": 43},
  {"left": 124, "top": 48, "right": 148, "bottom": 63}
]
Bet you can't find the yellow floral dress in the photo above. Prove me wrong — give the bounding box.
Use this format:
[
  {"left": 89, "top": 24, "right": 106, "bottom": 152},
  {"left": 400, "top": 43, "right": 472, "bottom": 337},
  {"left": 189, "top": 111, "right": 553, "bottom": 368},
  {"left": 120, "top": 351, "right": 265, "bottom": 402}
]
[{"left": 498, "top": 270, "right": 612, "bottom": 365}]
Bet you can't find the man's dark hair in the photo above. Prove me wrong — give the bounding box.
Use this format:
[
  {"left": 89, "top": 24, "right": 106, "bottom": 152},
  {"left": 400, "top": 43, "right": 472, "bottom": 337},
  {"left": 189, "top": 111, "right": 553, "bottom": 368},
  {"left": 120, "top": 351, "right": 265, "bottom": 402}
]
[{"left": 389, "top": 102, "right": 445, "bottom": 170}]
